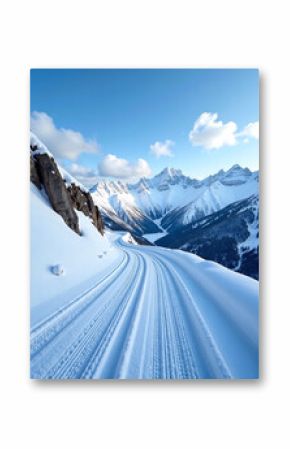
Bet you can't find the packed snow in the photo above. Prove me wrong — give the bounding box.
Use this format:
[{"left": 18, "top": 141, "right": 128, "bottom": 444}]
[{"left": 31, "top": 183, "right": 259, "bottom": 379}]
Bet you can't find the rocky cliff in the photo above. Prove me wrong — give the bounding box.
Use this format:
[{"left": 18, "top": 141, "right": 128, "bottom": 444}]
[
  {"left": 30, "top": 142, "right": 103, "bottom": 236},
  {"left": 67, "top": 183, "right": 103, "bottom": 235}
]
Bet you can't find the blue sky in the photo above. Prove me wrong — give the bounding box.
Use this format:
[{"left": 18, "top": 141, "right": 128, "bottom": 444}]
[{"left": 31, "top": 69, "right": 259, "bottom": 185}]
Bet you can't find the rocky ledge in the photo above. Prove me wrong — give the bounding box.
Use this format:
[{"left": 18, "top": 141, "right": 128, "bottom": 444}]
[{"left": 30, "top": 145, "right": 103, "bottom": 236}]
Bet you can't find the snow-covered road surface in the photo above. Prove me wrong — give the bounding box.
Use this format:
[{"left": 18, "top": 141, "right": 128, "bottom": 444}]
[{"left": 30, "top": 237, "right": 259, "bottom": 379}]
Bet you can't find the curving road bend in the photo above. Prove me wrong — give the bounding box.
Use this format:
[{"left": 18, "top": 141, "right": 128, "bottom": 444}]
[{"left": 30, "top": 237, "right": 259, "bottom": 379}]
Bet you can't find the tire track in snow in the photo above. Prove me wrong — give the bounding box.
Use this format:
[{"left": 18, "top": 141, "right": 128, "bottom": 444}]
[
  {"left": 116, "top": 241, "right": 224, "bottom": 378},
  {"left": 116, "top": 253, "right": 156, "bottom": 379},
  {"left": 30, "top": 252, "right": 129, "bottom": 358},
  {"left": 31, "top": 237, "right": 258, "bottom": 379},
  {"left": 148, "top": 253, "right": 232, "bottom": 378},
  {"left": 31, "top": 251, "right": 137, "bottom": 378},
  {"left": 84, "top": 253, "right": 148, "bottom": 379},
  {"left": 31, "top": 251, "right": 150, "bottom": 379},
  {"left": 45, "top": 253, "right": 145, "bottom": 379},
  {"left": 151, "top": 257, "right": 198, "bottom": 379}
]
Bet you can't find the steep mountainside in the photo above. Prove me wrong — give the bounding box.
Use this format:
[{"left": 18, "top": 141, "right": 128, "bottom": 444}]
[
  {"left": 90, "top": 180, "right": 161, "bottom": 236},
  {"left": 160, "top": 166, "right": 258, "bottom": 232},
  {"left": 30, "top": 133, "right": 115, "bottom": 313},
  {"left": 157, "top": 195, "right": 259, "bottom": 279},
  {"left": 30, "top": 133, "right": 104, "bottom": 235}
]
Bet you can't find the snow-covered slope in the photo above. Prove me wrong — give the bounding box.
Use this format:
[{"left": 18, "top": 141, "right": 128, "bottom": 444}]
[
  {"left": 158, "top": 195, "right": 259, "bottom": 279},
  {"left": 30, "top": 183, "right": 119, "bottom": 325},
  {"left": 90, "top": 180, "right": 161, "bottom": 235},
  {"left": 162, "top": 169, "right": 258, "bottom": 232},
  {"left": 31, "top": 233, "right": 259, "bottom": 379},
  {"left": 30, "top": 133, "right": 117, "bottom": 323}
]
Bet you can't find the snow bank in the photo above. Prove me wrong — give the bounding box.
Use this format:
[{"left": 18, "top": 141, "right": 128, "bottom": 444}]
[{"left": 30, "top": 183, "right": 120, "bottom": 325}]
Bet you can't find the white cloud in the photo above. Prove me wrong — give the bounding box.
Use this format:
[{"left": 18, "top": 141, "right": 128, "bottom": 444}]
[
  {"left": 69, "top": 163, "right": 96, "bottom": 179},
  {"left": 189, "top": 112, "right": 259, "bottom": 150},
  {"left": 67, "top": 163, "right": 99, "bottom": 187},
  {"left": 240, "top": 121, "right": 259, "bottom": 140},
  {"left": 31, "top": 111, "right": 99, "bottom": 160},
  {"left": 98, "top": 154, "right": 152, "bottom": 179},
  {"left": 150, "top": 140, "right": 174, "bottom": 157},
  {"left": 189, "top": 112, "right": 238, "bottom": 149}
]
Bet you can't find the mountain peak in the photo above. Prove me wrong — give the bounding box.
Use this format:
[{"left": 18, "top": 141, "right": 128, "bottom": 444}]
[
  {"left": 160, "top": 167, "right": 183, "bottom": 177},
  {"left": 230, "top": 164, "right": 242, "bottom": 170},
  {"left": 221, "top": 164, "right": 252, "bottom": 186},
  {"left": 227, "top": 164, "right": 252, "bottom": 174},
  {"left": 226, "top": 164, "right": 252, "bottom": 176}
]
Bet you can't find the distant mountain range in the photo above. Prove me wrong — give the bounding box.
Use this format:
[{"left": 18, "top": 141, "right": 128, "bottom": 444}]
[{"left": 91, "top": 165, "right": 259, "bottom": 279}]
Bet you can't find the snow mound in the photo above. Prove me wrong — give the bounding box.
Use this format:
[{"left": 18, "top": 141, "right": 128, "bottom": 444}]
[{"left": 121, "top": 232, "right": 138, "bottom": 245}]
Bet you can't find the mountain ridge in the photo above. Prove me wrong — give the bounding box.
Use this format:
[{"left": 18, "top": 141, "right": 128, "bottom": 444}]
[
  {"left": 91, "top": 164, "right": 258, "bottom": 190},
  {"left": 90, "top": 164, "right": 258, "bottom": 229}
]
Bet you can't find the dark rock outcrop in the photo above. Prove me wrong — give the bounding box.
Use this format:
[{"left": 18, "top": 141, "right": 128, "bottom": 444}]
[
  {"left": 30, "top": 155, "right": 42, "bottom": 190},
  {"left": 67, "top": 183, "right": 104, "bottom": 235},
  {"left": 30, "top": 145, "right": 104, "bottom": 236},
  {"left": 31, "top": 153, "right": 80, "bottom": 234}
]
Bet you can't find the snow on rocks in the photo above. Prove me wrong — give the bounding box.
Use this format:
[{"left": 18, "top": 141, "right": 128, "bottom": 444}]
[{"left": 30, "top": 132, "right": 104, "bottom": 235}]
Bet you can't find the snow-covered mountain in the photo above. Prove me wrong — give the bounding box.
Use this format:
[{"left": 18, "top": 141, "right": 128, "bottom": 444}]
[
  {"left": 91, "top": 165, "right": 258, "bottom": 230},
  {"left": 91, "top": 164, "right": 259, "bottom": 278},
  {"left": 160, "top": 165, "right": 258, "bottom": 232},
  {"left": 157, "top": 194, "right": 259, "bottom": 279},
  {"left": 90, "top": 180, "right": 161, "bottom": 236}
]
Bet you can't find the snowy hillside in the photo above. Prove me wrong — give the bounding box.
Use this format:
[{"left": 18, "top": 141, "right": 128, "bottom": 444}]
[
  {"left": 30, "top": 133, "right": 116, "bottom": 325},
  {"left": 30, "top": 183, "right": 118, "bottom": 324},
  {"left": 158, "top": 195, "right": 259, "bottom": 279}
]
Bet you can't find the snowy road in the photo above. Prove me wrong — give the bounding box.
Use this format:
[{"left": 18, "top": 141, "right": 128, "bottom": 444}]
[{"left": 30, "top": 237, "right": 259, "bottom": 379}]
